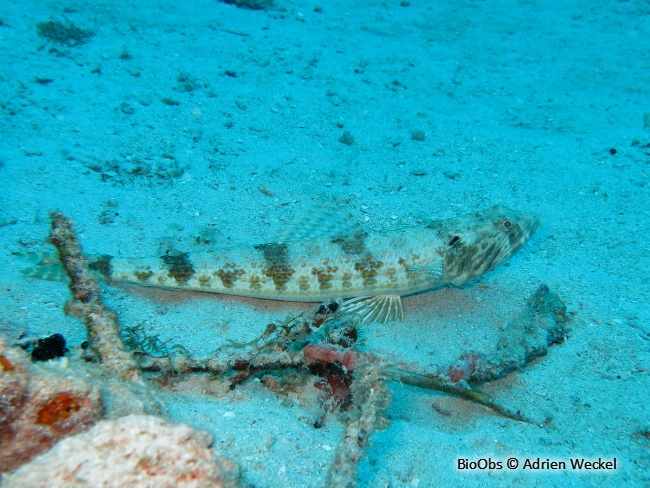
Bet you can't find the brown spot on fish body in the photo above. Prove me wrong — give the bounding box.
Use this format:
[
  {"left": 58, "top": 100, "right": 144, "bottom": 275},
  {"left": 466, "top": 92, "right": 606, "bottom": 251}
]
[
  {"left": 482, "top": 243, "right": 497, "bottom": 264},
  {"left": 198, "top": 275, "right": 211, "bottom": 287},
  {"left": 332, "top": 231, "right": 367, "bottom": 255},
  {"left": 216, "top": 268, "right": 244, "bottom": 288},
  {"left": 354, "top": 253, "right": 383, "bottom": 288},
  {"left": 312, "top": 265, "right": 338, "bottom": 290},
  {"left": 507, "top": 222, "right": 523, "bottom": 247},
  {"left": 89, "top": 254, "right": 113, "bottom": 279},
  {"left": 161, "top": 252, "right": 195, "bottom": 284},
  {"left": 133, "top": 270, "right": 153, "bottom": 281},
  {"left": 255, "top": 242, "right": 295, "bottom": 292}
]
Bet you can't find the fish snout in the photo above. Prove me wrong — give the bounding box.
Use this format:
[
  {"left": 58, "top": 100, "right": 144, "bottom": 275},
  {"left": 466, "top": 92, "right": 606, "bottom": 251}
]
[{"left": 523, "top": 213, "right": 540, "bottom": 237}]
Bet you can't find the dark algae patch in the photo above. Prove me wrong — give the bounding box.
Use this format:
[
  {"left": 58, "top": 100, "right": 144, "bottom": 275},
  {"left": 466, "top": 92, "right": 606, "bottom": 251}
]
[
  {"left": 36, "top": 18, "right": 94, "bottom": 47},
  {"left": 220, "top": 0, "right": 274, "bottom": 10}
]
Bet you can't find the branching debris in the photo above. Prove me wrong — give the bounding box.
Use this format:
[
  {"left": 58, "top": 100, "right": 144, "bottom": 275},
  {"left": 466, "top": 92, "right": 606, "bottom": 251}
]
[
  {"left": 326, "top": 356, "right": 391, "bottom": 487},
  {"left": 49, "top": 211, "right": 141, "bottom": 382},
  {"left": 41, "top": 211, "right": 568, "bottom": 486}
]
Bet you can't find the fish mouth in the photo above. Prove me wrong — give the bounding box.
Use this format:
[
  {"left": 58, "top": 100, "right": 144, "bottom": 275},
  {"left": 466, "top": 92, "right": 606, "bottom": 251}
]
[{"left": 513, "top": 213, "right": 540, "bottom": 250}]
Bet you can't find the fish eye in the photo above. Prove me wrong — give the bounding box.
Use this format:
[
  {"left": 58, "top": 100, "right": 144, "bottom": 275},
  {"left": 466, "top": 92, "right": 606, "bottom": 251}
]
[{"left": 501, "top": 219, "right": 513, "bottom": 229}]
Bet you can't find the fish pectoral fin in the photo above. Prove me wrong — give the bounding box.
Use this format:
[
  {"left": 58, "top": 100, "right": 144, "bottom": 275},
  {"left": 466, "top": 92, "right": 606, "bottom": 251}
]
[
  {"left": 337, "top": 295, "right": 404, "bottom": 324},
  {"left": 407, "top": 261, "right": 444, "bottom": 283}
]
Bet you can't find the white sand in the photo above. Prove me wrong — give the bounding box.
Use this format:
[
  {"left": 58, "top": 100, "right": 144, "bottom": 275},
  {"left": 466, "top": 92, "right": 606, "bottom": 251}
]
[{"left": 1, "top": 0, "right": 648, "bottom": 486}]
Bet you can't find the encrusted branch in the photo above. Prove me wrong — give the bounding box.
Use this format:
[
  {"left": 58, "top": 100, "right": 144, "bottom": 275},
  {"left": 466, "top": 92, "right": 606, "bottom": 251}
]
[
  {"left": 433, "top": 284, "right": 568, "bottom": 386},
  {"left": 385, "top": 366, "right": 534, "bottom": 423},
  {"left": 136, "top": 350, "right": 305, "bottom": 375},
  {"left": 50, "top": 211, "right": 141, "bottom": 382},
  {"left": 382, "top": 283, "right": 569, "bottom": 425},
  {"left": 326, "top": 357, "right": 391, "bottom": 487}
]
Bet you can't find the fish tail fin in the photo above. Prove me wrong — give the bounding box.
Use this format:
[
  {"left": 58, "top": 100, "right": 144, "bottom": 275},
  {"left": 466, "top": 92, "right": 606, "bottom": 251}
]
[{"left": 13, "top": 250, "right": 68, "bottom": 281}]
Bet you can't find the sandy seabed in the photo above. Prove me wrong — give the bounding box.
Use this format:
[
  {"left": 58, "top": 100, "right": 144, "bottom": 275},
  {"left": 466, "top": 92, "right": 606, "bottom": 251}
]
[{"left": 1, "top": 0, "right": 648, "bottom": 486}]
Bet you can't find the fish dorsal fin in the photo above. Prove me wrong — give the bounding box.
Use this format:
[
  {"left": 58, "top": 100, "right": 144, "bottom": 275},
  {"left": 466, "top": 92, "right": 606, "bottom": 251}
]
[{"left": 274, "top": 198, "right": 365, "bottom": 243}]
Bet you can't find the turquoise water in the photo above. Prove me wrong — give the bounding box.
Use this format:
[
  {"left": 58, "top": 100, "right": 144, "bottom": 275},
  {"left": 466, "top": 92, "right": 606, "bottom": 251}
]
[{"left": 1, "top": 1, "right": 648, "bottom": 486}]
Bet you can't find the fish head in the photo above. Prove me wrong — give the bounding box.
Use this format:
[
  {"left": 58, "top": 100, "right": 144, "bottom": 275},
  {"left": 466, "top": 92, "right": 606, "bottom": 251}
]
[{"left": 439, "top": 205, "right": 540, "bottom": 286}]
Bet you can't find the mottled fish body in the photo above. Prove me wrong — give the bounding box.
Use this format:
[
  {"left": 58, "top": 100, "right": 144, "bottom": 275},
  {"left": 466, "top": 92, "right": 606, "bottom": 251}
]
[
  {"left": 100, "top": 227, "right": 444, "bottom": 301},
  {"left": 84, "top": 204, "right": 539, "bottom": 323}
]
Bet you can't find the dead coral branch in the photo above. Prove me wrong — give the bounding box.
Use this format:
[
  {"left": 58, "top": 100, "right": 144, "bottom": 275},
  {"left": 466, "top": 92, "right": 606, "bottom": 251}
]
[
  {"left": 326, "top": 356, "right": 391, "bottom": 488},
  {"left": 385, "top": 365, "right": 534, "bottom": 423},
  {"left": 383, "top": 284, "right": 569, "bottom": 425},
  {"left": 50, "top": 211, "right": 141, "bottom": 382},
  {"left": 468, "top": 284, "right": 568, "bottom": 383},
  {"left": 136, "top": 350, "right": 305, "bottom": 376},
  {"left": 429, "top": 284, "right": 568, "bottom": 388}
]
